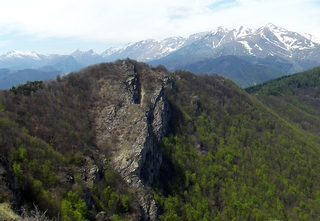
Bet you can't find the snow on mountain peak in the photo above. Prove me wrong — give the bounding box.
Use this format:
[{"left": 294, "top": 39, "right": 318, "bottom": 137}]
[
  {"left": 235, "top": 26, "right": 253, "bottom": 38},
  {"left": 303, "top": 33, "right": 320, "bottom": 44},
  {"left": 253, "top": 23, "right": 317, "bottom": 51},
  {"left": 71, "top": 49, "right": 99, "bottom": 58},
  {"left": 101, "top": 47, "right": 122, "bottom": 57},
  {"left": 0, "top": 50, "right": 43, "bottom": 60},
  {"left": 212, "top": 26, "right": 230, "bottom": 34},
  {"left": 265, "top": 23, "right": 276, "bottom": 28}
]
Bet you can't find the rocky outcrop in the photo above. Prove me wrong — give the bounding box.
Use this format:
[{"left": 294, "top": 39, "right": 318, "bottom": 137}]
[{"left": 93, "top": 60, "right": 171, "bottom": 220}]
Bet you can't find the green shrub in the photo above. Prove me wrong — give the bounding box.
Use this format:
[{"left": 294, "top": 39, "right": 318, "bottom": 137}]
[
  {"left": 61, "top": 191, "right": 90, "bottom": 221},
  {"left": 13, "top": 162, "right": 24, "bottom": 181},
  {"left": 122, "top": 195, "right": 130, "bottom": 212}
]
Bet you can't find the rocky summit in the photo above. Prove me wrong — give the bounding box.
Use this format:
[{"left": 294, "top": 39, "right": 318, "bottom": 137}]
[
  {"left": 0, "top": 59, "right": 172, "bottom": 221},
  {"left": 92, "top": 60, "right": 171, "bottom": 219}
]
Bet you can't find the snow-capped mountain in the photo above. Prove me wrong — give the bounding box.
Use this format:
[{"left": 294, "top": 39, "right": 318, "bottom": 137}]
[
  {"left": 102, "top": 23, "right": 320, "bottom": 65},
  {"left": 0, "top": 49, "right": 103, "bottom": 72},
  {"left": 0, "top": 49, "right": 106, "bottom": 70},
  {"left": 0, "top": 50, "right": 48, "bottom": 61},
  {"left": 143, "top": 23, "right": 320, "bottom": 73},
  {"left": 100, "top": 32, "right": 208, "bottom": 61},
  {"left": 0, "top": 50, "right": 53, "bottom": 70}
]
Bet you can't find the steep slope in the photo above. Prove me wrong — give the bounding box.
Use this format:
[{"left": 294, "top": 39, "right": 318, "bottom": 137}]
[
  {"left": 154, "top": 70, "right": 320, "bottom": 220},
  {"left": 91, "top": 60, "right": 171, "bottom": 219}
]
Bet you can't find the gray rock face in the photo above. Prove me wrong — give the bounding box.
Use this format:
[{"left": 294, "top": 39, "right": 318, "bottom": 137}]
[{"left": 93, "top": 60, "right": 171, "bottom": 220}]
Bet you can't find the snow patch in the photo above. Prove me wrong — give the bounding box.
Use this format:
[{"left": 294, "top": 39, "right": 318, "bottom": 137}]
[
  {"left": 235, "top": 26, "right": 253, "bottom": 39},
  {"left": 254, "top": 44, "right": 263, "bottom": 51},
  {"left": 303, "top": 33, "right": 320, "bottom": 44},
  {"left": 239, "top": 41, "right": 254, "bottom": 55}
]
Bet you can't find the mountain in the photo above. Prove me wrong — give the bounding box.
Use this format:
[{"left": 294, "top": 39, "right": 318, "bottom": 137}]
[
  {"left": 0, "top": 50, "right": 85, "bottom": 74},
  {"left": 71, "top": 49, "right": 105, "bottom": 66},
  {"left": 47, "top": 55, "right": 83, "bottom": 73},
  {"left": 2, "top": 60, "right": 320, "bottom": 220},
  {"left": 176, "top": 55, "right": 287, "bottom": 87},
  {"left": 0, "top": 50, "right": 51, "bottom": 70},
  {"left": 101, "top": 32, "right": 208, "bottom": 62},
  {"left": 0, "top": 68, "right": 12, "bottom": 78},
  {"left": 146, "top": 23, "right": 320, "bottom": 74}
]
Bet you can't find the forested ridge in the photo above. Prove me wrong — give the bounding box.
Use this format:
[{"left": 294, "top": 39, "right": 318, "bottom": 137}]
[
  {"left": 1, "top": 60, "right": 320, "bottom": 220},
  {"left": 245, "top": 66, "right": 320, "bottom": 95},
  {"left": 154, "top": 69, "right": 320, "bottom": 220}
]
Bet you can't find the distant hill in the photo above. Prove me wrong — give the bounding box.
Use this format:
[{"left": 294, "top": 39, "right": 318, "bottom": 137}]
[
  {"left": 245, "top": 65, "right": 320, "bottom": 95},
  {"left": 166, "top": 55, "right": 287, "bottom": 87},
  {"left": 0, "top": 68, "right": 61, "bottom": 90}
]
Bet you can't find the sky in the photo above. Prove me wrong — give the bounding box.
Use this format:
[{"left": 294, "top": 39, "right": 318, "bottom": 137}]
[{"left": 0, "top": 0, "right": 320, "bottom": 55}]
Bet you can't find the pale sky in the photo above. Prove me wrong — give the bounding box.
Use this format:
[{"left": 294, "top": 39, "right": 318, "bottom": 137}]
[{"left": 0, "top": 0, "right": 319, "bottom": 55}]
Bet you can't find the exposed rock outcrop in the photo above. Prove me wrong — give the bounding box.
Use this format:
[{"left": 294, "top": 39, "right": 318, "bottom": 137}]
[{"left": 93, "top": 60, "right": 171, "bottom": 220}]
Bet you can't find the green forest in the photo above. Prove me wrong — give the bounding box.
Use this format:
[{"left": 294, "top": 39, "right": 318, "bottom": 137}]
[{"left": 1, "top": 60, "right": 320, "bottom": 220}]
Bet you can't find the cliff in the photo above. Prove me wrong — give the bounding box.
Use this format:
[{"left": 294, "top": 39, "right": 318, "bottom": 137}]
[{"left": 92, "top": 60, "right": 171, "bottom": 219}]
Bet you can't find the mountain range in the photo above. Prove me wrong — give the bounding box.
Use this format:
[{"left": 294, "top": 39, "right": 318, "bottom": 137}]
[
  {"left": 106, "top": 23, "right": 320, "bottom": 63},
  {"left": 0, "top": 23, "right": 319, "bottom": 88}
]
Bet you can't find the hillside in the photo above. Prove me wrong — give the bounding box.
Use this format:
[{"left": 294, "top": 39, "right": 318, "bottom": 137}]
[
  {"left": 245, "top": 66, "right": 320, "bottom": 95},
  {"left": 1, "top": 61, "right": 320, "bottom": 220},
  {"left": 245, "top": 65, "right": 320, "bottom": 137}
]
